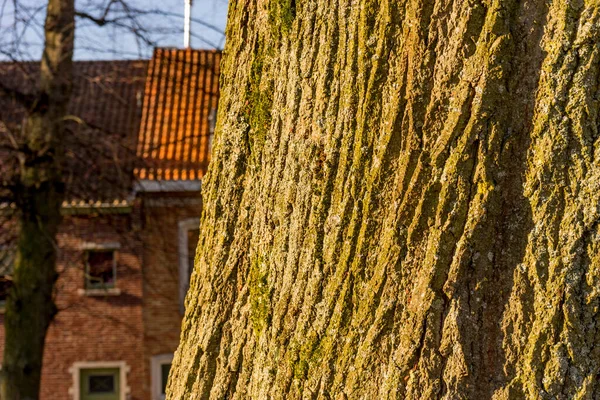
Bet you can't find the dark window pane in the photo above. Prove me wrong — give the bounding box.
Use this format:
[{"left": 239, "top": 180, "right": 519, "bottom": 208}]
[
  {"left": 0, "top": 276, "right": 12, "bottom": 303},
  {"left": 0, "top": 246, "right": 15, "bottom": 275},
  {"left": 161, "top": 363, "right": 171, "bottom": 395},
  {"left": 86, "top": 251, "right": 115, "bottom": 289},
  {"left": 88, "top": 375, "right": 115, "bottom": 393},
  {"left": 187, "top": 229, "right": 199, "bottom": 280}
]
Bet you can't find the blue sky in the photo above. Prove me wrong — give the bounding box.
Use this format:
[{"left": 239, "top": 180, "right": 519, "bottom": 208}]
[{"left": 0, "top": 0, "right": 229, "bottom": 61}]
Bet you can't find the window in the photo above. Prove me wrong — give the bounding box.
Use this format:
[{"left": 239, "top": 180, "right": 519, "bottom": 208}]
[
  {"left": 208, "top": 107, "right": 217, "bottom": 153},
  {"left": 0, "top": 245, "right": 15, "bottom": 310},
  {"left": 86, "top": 371, "right": 117, "bottom": 394},
  {"left": 0, "top": 276, "right": 12, "bottom": 310},
  {"left": 160, "top": 363, "right": 170, "bottom": 397},
  {"left": 0, "top": 245, "right": 14, "bottom": 274},
  {"left": 208, "top": 107, "right": 218, "bottom": 135},
  {"left": 85, "top": 250, "right": 116, "bottom": 289},
  {"left": 151, "top": 354, "right": 173, "bottom": 400},
  {"left": 187, "top": 229, "right": 200, "bottom": 283},
  {"left": 178, "top": 218, "right": 200, "bottom": 314},
  {"left": 70, "top": 361, "right": 129, "bottom": 400}
]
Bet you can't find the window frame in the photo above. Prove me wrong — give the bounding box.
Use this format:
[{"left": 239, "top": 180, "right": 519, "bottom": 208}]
[
  {"left": 208, "top": 106, "right": 218, "bottom": 153},
  {"left": 83, "top": 368, "right": 119, "bottom": 395},
  {"left": 0, "top": 244, "right": 14, "bottom": 275},
  {"left": 82, "top": 243, "right": 120, "bottom": 293},
  {"left": 0, "top": 244, "right": 15, "bottom": 312},
  {"left": 178, "top": 218, "right": 200, "bottom": 314},
  {"left": 0, "top": 275, "right": 12, "bottom": 313},
  {"left": 69, "top": 361, "right": 130, "bottom": 400},
  {"left": 151, "top": 353, "right": 174, "bottom": 400}
]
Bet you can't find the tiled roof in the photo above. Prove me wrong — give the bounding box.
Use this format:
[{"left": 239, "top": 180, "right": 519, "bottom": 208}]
[
  {"left": 0, "top": 60, "right": 148, "bottom": 202},
  {"left": 0, "top": 48, "right": 222, "bottom": 204},
  {"left": 136, "top": 48, "right": 221, "bottom": 181},
  {"left": 66, "top": 61, "right": 148, "bottom": 201}
]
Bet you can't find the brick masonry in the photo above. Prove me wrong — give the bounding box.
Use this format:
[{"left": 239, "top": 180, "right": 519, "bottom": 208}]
[
  {"left": 0, "top": 192, "right": 202, "bottom": 400},
  {"left": 0, "top": 47, "right": 218, "bottom": 400}
]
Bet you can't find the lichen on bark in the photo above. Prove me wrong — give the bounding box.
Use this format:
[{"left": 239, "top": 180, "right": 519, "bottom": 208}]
[{"left": 168, "top": 0, "right": 600, "bottom": 399}]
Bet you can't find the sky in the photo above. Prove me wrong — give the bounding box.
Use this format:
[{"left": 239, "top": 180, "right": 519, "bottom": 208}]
[{"left": 0, "top": 0, "right": 229, "bottom": 61}]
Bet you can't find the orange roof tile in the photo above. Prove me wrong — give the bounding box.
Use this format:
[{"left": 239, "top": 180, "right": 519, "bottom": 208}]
[
  {"left": 0, "top": 48, "right": 221, "bottom": 203},
  {"left": 137, "top": 48, "right": 221, "bottom": 181}
]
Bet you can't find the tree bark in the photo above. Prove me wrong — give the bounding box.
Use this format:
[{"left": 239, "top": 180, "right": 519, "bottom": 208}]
[
  {"left": 1, "top": 0, "right": 74, "bottom": 398},
  {"left": 169, "top": 1, "right": 600, "bottom": 399}
]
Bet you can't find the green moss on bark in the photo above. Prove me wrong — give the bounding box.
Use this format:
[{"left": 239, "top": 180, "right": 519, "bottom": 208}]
[
  {"left": 249, "top": 255, "right": 272, "bottom": 335},
  {"left": 245, "top": 45, "right": 274, "bottom": 164},
  {"left": 269, "top": 0, "right": 296, "bottom": 35},
  {"left": 168, "top": 1, "right": 600, "bottom": 399}
]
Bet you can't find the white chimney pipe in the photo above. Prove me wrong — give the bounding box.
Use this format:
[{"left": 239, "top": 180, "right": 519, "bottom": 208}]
[{"left": 184, "top": 0, "right": 192, "bottom": 48}]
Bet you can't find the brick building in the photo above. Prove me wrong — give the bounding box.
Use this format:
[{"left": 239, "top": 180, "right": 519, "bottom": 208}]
[{"left": 0, "top": 48, "right": 221, "bottom": 400}]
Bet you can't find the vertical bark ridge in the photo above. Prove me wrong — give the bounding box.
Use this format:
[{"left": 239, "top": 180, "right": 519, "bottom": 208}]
[{"left": 169, "top": 1, "right": 600, "bottom": 399}]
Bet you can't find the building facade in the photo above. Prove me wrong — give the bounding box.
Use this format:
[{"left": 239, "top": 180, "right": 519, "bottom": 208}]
[{"left": 0, "top": 48, "right": 221, "bottom": 400}]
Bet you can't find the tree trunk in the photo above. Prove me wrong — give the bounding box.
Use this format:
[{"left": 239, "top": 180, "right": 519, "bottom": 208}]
[
  {"left": 1, "top": 0, "right": 74, "bottom": 398},
  {"left": 169, "top": 1, "right": 600, "bottom": 399}
]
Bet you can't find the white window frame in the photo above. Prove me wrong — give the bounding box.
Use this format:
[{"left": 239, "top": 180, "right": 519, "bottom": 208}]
[
  {"left": 151, "top": 353, "right": 174, "bottom": 400},
  {"left": 0, "top": 244, "right": 15, "bottom": 313},
  {"left": 68, "top": 361, "right": 130, "bottom": 400},
  {"left": 178, "top": 218, "right": 200, "bottom": 314},
  {"left": 208, "top": 106, "right": 217, "bottom": 153},
  {"left": 135, "top": 180, "right": 202, "bottom": 193},
  {"left": 0, "top": 243, "right": 14, "bottom": 275},
  {"left": 79, "top": 242, "right": 121, "bottom": 296}
]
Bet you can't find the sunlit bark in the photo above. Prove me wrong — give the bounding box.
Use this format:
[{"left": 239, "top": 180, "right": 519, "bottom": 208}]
[{"left": 170, "top": 1, "right": 600, "bottom": 398}]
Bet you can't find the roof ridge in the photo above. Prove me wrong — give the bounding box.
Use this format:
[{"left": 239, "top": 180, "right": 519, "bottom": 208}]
[
  {"left": 0, "top": 59, "right": 149, "bottom": 65},
  {"left": 154, "top": 47, "right": 222, "bottom": 53}
]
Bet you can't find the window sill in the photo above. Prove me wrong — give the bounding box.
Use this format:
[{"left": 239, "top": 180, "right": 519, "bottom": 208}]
[{"left": 77, "top": 288, "right": 121, "bottom": 297}]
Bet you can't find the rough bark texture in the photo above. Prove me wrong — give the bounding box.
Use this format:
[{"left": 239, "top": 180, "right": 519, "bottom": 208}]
[
  {"left": 1, "top": 0, "right": 74, "bottom": 398},
  {"left": 169, "top": 1, "right": 600, "bottom": 399}
]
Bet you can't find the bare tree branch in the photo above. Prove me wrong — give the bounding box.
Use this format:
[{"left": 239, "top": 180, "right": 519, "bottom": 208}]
[{"left": 0, "top": 79, "right": 34, "bottom": 107}]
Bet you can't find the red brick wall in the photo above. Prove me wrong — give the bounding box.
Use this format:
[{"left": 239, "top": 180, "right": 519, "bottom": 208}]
[
  {"left": 0, "top": 193, "right": 202, "bottom": 399},
  {"left": 0, "top": 213, "right": 147, "bottom": 400},
  {"left": 140, "top": 193, "right": 202, "bottom": 397}
]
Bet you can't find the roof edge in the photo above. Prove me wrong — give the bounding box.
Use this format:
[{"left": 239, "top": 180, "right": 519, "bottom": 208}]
[{"left": 134, "top": 180, "right": 202, "bottom": 193}]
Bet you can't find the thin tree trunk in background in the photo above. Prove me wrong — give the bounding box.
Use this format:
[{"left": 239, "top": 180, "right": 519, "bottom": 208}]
[
  {"left": 169, "top": 1, "right": 600, "bottom": 399},
  {"left": 1, "top": 0, "right": 74, "bottom": 398}
]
